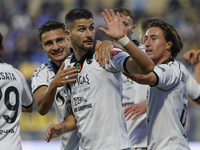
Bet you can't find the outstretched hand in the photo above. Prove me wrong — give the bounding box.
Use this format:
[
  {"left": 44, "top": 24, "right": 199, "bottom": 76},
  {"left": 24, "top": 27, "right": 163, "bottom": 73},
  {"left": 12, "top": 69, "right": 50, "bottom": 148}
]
[
  {"left": 124, "top": 101, "right": 147, "bottom": 121},
  {"left": 45, "top": 124, "right": 64, "bottom": 142},
  {"left": 99, "top": 9, "right": 125, "bottom": 41}
]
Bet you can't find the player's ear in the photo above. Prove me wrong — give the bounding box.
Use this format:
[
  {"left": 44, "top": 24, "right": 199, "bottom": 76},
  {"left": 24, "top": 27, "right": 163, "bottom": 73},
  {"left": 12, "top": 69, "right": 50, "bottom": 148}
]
[
  {"left": 65, "top": 30, "right": 71, "bottom": 41},
  {"left": 0, "top": 45, "right": 4, "bottom": 54},
  {"left": 166, "top": 41, "right": 173, "bottom": 49},
  {"left": 131, "top": 25, "right": 136, "bottom": 33},
  {"left": 39, "top": 43, "right": 45, "bottom": 52}
]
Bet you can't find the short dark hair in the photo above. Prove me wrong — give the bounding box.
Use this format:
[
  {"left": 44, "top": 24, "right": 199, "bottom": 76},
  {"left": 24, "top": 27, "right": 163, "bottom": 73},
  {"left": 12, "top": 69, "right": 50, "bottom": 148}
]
[
  {"left": 141, "top": 18, "right": 162, "bottom": 33},
  {"left": 38, "top": 20, "right": 65, "bottom": 42},
  {"left": 0, "top": 32, "right": 3, "bottom": 47},
  {"left": 147, "top": 21, "right": 183, "bottom": 58},
  {"left": 65, "top": 8, "right": 93, "bottom": 30},
  {"left": 113, "top": 7, "right": 134, "bottom": 24}
]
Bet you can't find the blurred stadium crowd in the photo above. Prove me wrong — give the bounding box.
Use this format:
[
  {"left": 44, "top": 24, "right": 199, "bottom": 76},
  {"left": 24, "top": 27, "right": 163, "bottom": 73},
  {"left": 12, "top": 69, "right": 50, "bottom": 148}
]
[{"left": 1, "top": 0, "right": 200, "bottom": 141}]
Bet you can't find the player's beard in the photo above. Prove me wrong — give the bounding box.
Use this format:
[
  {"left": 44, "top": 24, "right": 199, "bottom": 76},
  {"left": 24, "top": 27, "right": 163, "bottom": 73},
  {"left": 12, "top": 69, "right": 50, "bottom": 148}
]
[{"left": 71, "top": 37, "right": 95, "bottom": 52}]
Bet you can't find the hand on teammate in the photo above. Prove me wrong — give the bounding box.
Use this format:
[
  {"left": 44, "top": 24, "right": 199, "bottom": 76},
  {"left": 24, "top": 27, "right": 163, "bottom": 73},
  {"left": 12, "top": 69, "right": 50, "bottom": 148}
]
[
  {"left": 124, "top": 101, "right": 147, "bottom": 121},
  {"left": 50, "top": 62, "right": 78, "bottom": 88},
  {"left": 95, "top": 40, "right": 113, "bottom": 67}
]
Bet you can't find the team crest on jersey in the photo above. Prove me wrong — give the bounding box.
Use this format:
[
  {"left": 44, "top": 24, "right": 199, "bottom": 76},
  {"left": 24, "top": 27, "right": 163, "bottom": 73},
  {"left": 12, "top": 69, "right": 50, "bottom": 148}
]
[
  {"left": 86, "top": 58, "right": 93, "bottom": 64},
  {"left": 75, "top": 63, "right": 82, "bottom": 73},
  {"left": 74, "top": 97, "right": 87, "bottom": 106},
  {"left": 112, "top": 50, "right": 120, "bottom": 56}
]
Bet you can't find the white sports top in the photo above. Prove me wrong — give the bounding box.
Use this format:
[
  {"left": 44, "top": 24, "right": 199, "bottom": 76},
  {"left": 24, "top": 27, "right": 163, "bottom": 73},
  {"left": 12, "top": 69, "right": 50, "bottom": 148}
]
[
  {"left": 31, "top": 60, "right": 79, "bottom": 150},
  {"left": 147, "top": 58, "right": 190, "bottom": 150},
  {"left": 0, "top": 62, "right": 33, "bottom": 150},
  {"left": 122, "top": 43, "right": 148, "bottom": 148},
  {"left": 64, "top": 49, "right": 131, "bottom": 150}
]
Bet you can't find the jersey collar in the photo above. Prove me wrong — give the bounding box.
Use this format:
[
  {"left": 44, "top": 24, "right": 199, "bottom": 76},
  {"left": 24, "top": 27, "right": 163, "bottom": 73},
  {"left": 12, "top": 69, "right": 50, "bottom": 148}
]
[
  {"left": 161, "top": 58, "right": 174, "bottom": 64},
  {"left": 70, "top": 51, "right": 93, "bottom": 73},
  {"left": 70, "top": 51, "right": 93, "bottom": 63}
]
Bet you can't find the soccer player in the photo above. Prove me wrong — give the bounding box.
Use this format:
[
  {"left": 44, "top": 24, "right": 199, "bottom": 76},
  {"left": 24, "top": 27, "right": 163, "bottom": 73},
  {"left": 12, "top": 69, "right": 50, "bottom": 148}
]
[
  {"left": 31, "top": 20, "right": 79, "bottom": 150},
  {"left": 113, "top": 7, "right": 148, "bottom": 150},
  {"left": 123, "top": 20, "right": 192, "bottom": 149},
  {"left": 45, "top": 8, "right": 154, "bottom": 150},
  {"left": 0, "top": 32, "right": 33, "bottom": 150}
]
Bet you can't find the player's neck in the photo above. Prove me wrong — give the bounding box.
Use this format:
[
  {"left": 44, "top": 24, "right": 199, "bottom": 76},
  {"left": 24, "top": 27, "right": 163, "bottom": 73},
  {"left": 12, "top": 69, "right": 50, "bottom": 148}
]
[{"left": 73, "top": 48, "right": 94, "bottom": 61}]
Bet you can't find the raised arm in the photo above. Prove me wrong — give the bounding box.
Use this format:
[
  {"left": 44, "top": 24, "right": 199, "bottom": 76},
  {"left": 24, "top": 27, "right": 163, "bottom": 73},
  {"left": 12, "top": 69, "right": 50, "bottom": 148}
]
[
  {"left": 33, "top": 63, "right": 78, "bottom": 115},
  {"left": 184, "top": 50, "right": 200, "bottom": 84},
  {"left": 99, "top": 9, "right": 154, "bottom": 75},
  {"left": 184, "top": 50, "right": 200, "bottom": 104}
]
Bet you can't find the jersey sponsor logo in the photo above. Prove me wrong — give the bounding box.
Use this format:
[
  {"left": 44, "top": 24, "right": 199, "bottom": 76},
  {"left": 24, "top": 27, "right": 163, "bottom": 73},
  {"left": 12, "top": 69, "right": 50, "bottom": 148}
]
[
  {"left": 0, "top": 129, "right": 14, "bottom": 135},
  {"left": 112, "top": 50, "right": 120, "bottom": 56},
  {"left": 157, "top": 66, "right": 166, "bottom": 72},
  {"left": 122, "top": 95, "right": 130, "bottom": 100},
  {"left": 122, "top": 102, "right": 134, "bottom": 107},
  {"left": 74, "top": 103, "right": 92, "bottom": 112},
  {"left": 71, "top": 74, "right": 91, "bottom": 94},
  {"left": 72, "top": 74, "right": 90, "bottom": 87},
  {"left": 73, "top": 97, "right": 87, "bottom": 106},
  {"left": 0, "top": 72, "right": 17, "bottom": 81}
]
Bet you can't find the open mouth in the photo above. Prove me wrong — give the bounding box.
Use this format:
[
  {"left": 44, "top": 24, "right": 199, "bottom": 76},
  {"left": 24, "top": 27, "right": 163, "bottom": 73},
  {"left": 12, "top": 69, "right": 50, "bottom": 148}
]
[{"left": 146, "top": 50, "right": 152, "bottom": 54}]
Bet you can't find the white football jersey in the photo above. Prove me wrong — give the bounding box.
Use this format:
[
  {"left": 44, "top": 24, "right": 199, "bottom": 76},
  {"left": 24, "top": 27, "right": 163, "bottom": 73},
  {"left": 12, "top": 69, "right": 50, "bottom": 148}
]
[
  {"left": 64, "top": 48, "right": 131, "bottom": 150},
  {"left": 0, "top": 62, "right": 33, "bottom": 150},
  {"left": 122, "top": 43, "right": 148, "bottom": 148},
  {"left": 122, "top": 75, "right": 148, "bottom": 148},
  {"left": 147, "top": 58, "right": 190, "bottom": 150},
  {"left": 31, "top": 60, "right": 79, "bottom": 150}
]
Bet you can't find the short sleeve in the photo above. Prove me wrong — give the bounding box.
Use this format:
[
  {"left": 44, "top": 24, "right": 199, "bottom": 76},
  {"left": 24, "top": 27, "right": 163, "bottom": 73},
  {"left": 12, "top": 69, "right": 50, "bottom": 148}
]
[
  {"left": 153, "top": 64, "right": 181, "bottom": 90},
  {"left": 15, "top": 69, "right": 33, "bottom": 107},
  {"left": 31, "top": 65, "right": 49, "bottom": 94},
  {"left": 104, "top": 48, "right": 130, "bottom": 73}
]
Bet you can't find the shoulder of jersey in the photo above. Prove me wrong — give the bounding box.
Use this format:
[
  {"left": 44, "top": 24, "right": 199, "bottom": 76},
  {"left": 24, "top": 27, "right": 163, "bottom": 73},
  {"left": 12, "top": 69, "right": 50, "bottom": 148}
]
[
  {"left": 64, "top": 55, "right": 73, "bottom": 64},
  {"left": 32, "top": 60, "right": 50, "bottom": 75}
]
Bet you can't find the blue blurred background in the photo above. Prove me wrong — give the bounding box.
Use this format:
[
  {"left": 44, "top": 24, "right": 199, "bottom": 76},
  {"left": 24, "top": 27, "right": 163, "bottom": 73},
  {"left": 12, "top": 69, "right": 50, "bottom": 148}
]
[{"left": 0, "top": 0, "right": 200, "bottom": 149}]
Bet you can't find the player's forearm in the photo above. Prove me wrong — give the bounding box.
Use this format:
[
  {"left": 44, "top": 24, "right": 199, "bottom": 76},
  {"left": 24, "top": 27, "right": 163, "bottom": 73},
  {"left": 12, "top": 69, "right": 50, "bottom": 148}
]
[
  {"left": 35, "top": 85, "right": 57, "bottom": 115},
  {"left": 123, "top": 72, "right": 156, "bottom": 86},
  {"left": 124, "top": 41, "right": 154, "bottom": 74},
  {"left": 61, "top": 114, "right": 77, "bottom": 133},
  {"left": 194, "top": 63, "right": 200, "bottom": 84}
]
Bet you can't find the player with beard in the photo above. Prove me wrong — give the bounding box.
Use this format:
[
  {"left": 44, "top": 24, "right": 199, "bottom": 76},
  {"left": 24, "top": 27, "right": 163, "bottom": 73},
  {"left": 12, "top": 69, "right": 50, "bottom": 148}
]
[{"left": 45, "top": 8, "right": 154, "bottom": 150}]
